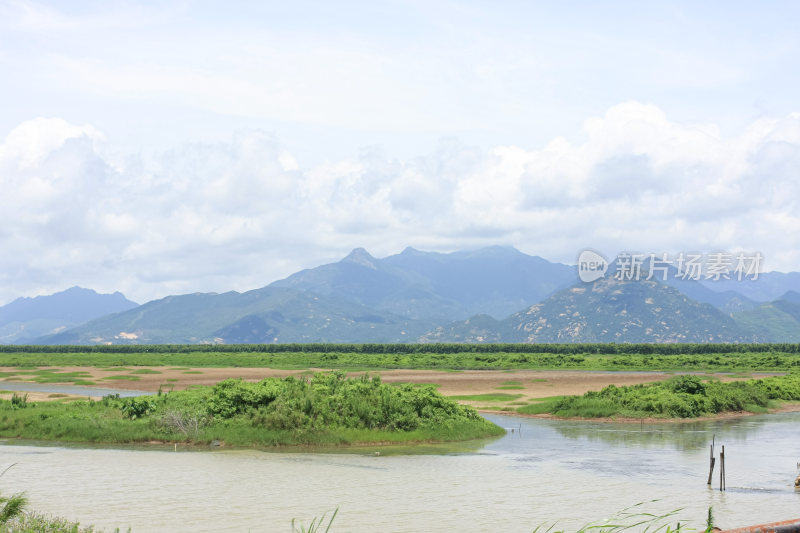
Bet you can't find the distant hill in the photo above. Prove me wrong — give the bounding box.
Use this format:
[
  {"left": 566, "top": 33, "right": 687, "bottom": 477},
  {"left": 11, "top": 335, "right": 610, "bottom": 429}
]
[
  {"left": 271, "top": 246, "right": 575, "bottom": 320},
  {"left": 20, "top": 247, "right": 800, "bottom": 345},
  {"left": 732, "top": 292, "right": 800, "bottom": 342},
  {"left": 421, "top": 277, "right": 751, "bottom": 343},
  {"left": 38, "top": 286, "right": 432, "bottom": 345},
  {"left": 699, "top": 272, "right": 800, "bottom": 302},
  {"left": 602, "top": 255, "right": 758, "bottom": 313},
  {"left": 0, "top": 287, "right": 138, "bottom": 344},
  {"left": 779, "top": 290, "right": 800, "bottom": 304}
]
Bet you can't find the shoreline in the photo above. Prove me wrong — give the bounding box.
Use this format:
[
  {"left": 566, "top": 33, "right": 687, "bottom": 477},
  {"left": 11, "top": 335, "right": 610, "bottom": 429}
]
[
  {"left": 480, "top": 401, "right": 800, "bottom": 423},
  {"left": 3, "top": 365, "right": 772, "bottom": 399},
  {"left": 3, "top": 367, "right": 797, "bottom": 430}
]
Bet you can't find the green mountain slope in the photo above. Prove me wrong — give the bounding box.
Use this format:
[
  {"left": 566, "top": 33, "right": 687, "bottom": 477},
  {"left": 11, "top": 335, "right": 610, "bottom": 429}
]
[
  {"left": 271, "top": 246, "right": 574, "bottom": 320},
  {"left": 40, "top": 287, "right": 433, "bottom": 345},
  {"left": 421, "top": 277, "right": 750, "bottom": 343},
  {"left": 731, "top": 293, "right": 800, "bottom": 342}
]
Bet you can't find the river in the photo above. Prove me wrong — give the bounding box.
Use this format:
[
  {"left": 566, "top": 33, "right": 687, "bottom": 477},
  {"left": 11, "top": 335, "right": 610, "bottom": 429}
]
[{"left": 1, "top": 412, "right": 798, "bottom": 532}]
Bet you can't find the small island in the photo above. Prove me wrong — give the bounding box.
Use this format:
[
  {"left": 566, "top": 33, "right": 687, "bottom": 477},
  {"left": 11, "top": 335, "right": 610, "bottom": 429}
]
[
  {"left": 514, "top": 372, "right": 800, "bottom": 420},
  {"left": 0, "top": 371, "right": 504, "bottom": 447}
]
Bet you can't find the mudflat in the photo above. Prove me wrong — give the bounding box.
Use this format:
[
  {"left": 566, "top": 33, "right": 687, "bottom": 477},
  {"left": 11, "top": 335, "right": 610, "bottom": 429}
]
[{"left": 1, "top": 365, "right": 758, "bottom": 403}]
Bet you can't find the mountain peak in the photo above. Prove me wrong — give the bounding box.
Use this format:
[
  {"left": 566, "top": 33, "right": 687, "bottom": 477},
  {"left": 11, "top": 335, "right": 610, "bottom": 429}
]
[
  {"left": 342, "top": 247, "right": 378, "bottom": 269},
  {"left": 779, "top": 290, "right": 800, "bottom": 304},
  {"left": 400, "top": 246, "right": 422, "bottom": 255},
  {"left": 478, "top": 245, "right": 522, "bottom": 255}
]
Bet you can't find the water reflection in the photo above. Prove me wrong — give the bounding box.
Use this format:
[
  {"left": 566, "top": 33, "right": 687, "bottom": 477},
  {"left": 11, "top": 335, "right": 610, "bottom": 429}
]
[
  {"left": 485, "top": 412, "right": 800, "bottom": 492},
  {"left": 547, "top": 415, "right": 774, "bottom": 451},
  {"left": 0, "top": 412, "right": 797, "bottom": 533}
]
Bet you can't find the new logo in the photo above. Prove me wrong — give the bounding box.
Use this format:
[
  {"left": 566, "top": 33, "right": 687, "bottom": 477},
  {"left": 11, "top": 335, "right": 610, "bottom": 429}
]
[{"left": 577, "top": 249, "right": 608, "bottom": 282}]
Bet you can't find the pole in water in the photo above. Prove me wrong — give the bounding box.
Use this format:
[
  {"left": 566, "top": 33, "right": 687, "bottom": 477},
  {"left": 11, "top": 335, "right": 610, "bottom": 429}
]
[
  {"left": 707, "top": 444, "right": 716, "bottom": 485},
  {"left": 719, "top": 445, "right": 726, "bottom": 491},
  {"left": 707, "top": 435, "right": 716, "bottom": 486}
]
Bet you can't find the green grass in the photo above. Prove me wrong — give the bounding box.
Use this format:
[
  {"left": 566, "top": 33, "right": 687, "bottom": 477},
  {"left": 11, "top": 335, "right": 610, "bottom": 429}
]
[
  {"left": 533, "top": 501, "right": 708, "bottom": 532},
  {"left": 517, "top": 396, "right": 567, "bottom": 415},
  {"left": 0, "top": 369, "right": 97, "bottom": 385},
  {"left": 100, "top": 375, "right": 141, "bottom": 381},
  {"left": 519, "top": 373, "right": 800, "bottom": 419},
  {"left": 0, "top": 372, "right": 504, "bottom": 448},
  {"left": 26, "top": 371, "right": 94, "bottom": 384},
  {"left": 497, "top": 380, "right": 524, "bottom": 390},
  {"left": 130, "top": 369, "right": 162, "bottom": 374},
  {"left": 181, "top": 371, "right": 203, "bottom": 374},
  {"left": 449, "top": 393, "right": 523, "bottom": 402},
  {"left": 531, "top": 378, "right": 548, "bottom": 383},
  {"left": 166, "top": 378, "right": 179, "bottom": 382},
  {"left": 0, "top": 512, "right": 104, "bottom": 532},
  {"left": 1, "top": 347, "right": 800, "bottom": 373}
]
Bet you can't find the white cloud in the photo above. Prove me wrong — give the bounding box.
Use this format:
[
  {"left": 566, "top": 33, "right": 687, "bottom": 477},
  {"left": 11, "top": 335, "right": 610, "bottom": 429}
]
[{"left": 2, "top": 103, "right": 800, "bottom": 305}]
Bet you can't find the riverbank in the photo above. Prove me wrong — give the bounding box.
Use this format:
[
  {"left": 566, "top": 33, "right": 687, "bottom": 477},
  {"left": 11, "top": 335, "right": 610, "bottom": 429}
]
[
  {"left": 1, "top": 364, "right": 770, "bottom": 399},
  {"left": 501, "top": 400, "right": 800, "bottom": 423}
]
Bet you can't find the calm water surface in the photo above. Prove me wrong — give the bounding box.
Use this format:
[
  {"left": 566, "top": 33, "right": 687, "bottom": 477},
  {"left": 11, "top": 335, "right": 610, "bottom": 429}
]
[{"left": 1, "top": 412, "right": 799, "bottom": 532}]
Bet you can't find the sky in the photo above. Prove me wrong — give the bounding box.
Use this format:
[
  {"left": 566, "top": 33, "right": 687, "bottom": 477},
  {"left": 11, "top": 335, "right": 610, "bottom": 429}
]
[{"left": 1, "top": 0, "right": 800, "bottom": 305}]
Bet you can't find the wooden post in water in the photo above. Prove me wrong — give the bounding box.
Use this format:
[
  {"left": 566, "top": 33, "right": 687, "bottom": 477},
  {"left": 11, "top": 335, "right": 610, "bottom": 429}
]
[
  {"left": 707, "top": 435, "right": 716, "bottom": 486},
  {"left": 719, "top": 445, "right": 726, "bottom": 491},
  {"left": 707, "top": 444, "right": 716, "bottom": 485}
]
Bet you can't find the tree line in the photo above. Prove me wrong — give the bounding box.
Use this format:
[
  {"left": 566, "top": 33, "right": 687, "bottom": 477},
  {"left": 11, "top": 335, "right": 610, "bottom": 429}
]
[{"left": 2, "top": 342, "right": 800, "bottom": 355}]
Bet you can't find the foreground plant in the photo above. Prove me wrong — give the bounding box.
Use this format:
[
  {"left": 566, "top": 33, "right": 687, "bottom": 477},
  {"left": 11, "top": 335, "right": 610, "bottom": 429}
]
[
  {"left": 0, "top": 493, "right": 26, "bottom": 526},
  {"left": 291, "top": 507, "right": 338, "bottom": 533},
  {"left": 0, "top": 464, "right": 26, "bottom": 526},
  {"left": 532, "top": 502, "right": 715, "bottom": 532}
]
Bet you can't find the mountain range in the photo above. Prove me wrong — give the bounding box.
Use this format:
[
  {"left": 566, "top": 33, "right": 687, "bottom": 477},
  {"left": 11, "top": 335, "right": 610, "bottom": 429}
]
[
  {"left": 2, "top": 246, "right": 800, "bottom": 345},
  {"left": 0, "top": 287, "right": 138, "bottom": 344}
]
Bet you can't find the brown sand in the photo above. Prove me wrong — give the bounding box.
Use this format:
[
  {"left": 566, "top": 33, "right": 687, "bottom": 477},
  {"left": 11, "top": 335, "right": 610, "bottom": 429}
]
[
  {"left": 1, "top": 366, "right": 793, "bottom": 422},
  {"left": 0, "top": 366, "right": 765, "bottom": 403}
]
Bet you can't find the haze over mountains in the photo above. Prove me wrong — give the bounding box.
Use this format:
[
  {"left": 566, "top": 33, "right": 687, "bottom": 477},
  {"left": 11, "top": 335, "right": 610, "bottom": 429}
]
[
  {"left": 3, "top": 246, "right": 800, "bottom": 345},
  {"left": 0, "top": 287, "right": 138, "bottom": 344}
]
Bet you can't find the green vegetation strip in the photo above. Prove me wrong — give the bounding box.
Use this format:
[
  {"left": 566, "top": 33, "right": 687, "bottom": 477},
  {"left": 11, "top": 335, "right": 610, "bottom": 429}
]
[
  {"left": 0, "top": 372, "right": 503, "bottom": 447},
  {"left": 1, "top": 346, "right": 800, "bottom": 371},
  {"left": 4, "top": 342, "right": 800, "bottom": 354},
  {"left": 449, "top": 393, "right": 523, "bottom": 402},
  {"left": 0, "top": 369, "right": 94, "bottom": 384},
  {"left": 518, "top": 373, "right": 800, "bottom": 418}
]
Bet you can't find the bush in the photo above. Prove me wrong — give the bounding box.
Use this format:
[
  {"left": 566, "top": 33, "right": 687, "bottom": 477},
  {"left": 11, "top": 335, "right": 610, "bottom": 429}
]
[
  {"left": 119, "top": 397, "right": 157, "bottom": 420},
  {"left": 540, "top": 373, "right": 800, "bottom": 419}
]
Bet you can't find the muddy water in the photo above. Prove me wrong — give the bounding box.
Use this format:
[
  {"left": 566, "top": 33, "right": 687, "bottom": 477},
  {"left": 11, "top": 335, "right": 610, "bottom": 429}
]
[{"left": 1, "top": 412, "right": 798, "bottom": 532}]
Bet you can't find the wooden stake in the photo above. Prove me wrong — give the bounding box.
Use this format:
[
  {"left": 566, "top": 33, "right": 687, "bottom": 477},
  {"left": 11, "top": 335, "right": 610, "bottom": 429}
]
[
  {"left": 707, "top": 435, "right": 716, "bottom": 486},
  {"left": 719, "top": 445, "right": 726, "bottom": 491},
  {"left": 707, "top": 444, "right": 716, "bottom": 485}
]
